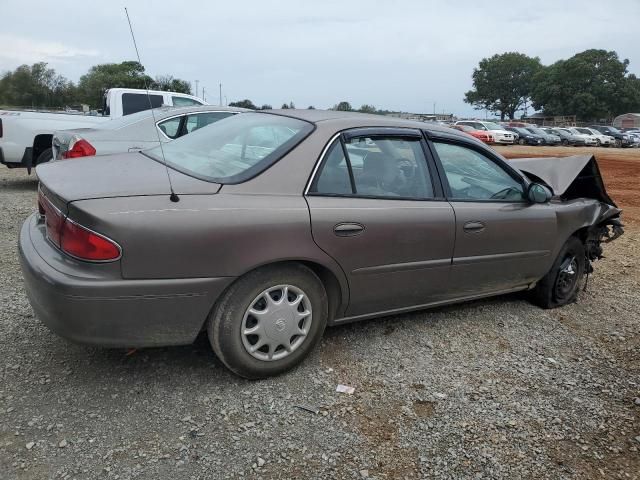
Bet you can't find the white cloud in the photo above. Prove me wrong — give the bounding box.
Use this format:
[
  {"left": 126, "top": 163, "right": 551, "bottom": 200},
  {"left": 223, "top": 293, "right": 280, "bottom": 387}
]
[{"left": 0, "top": 34, "right": 99, "bottom": 69}]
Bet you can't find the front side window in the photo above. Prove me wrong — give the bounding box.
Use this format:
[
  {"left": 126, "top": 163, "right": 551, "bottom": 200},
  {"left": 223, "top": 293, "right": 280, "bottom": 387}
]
[
  {"left": 145, "top": 113, "right": 313, "bottom": 184},
  {"left": 184, "top": 112, "right": 235, "bottom": 134},
  {"left": 433, "top": 142, "right": 524, "bottom": 201},
  {"left": 310, "top": 135, "right": 434, "bottom": 199},
  {"left": 172, "top": 96, "right": 202, "bottom": 107},
  {"left": 122, "top": 93, "right": 163, "bottom": 116}
]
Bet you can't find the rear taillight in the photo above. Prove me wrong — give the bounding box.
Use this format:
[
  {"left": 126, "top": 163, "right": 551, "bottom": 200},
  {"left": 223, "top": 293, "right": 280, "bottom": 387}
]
[
  {"left": 62, "top": 138, "right": 96, "bottom": 159},
  {"left": 60, "top": 220, "right": 120, "bottom": 261},
  {"left": 38, "top": 189, "right": 120, "bottom": 261}
]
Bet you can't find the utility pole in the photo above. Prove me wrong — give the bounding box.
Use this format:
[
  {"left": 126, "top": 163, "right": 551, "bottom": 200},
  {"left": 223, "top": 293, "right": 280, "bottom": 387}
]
[
  {"left": 433, "top": 102, "right": 436, "bottom": 115},
  {"left": 195, "top": 80, "right": 199, "bottom": 98},
  {"left": 202, "top": 87, "right": 206, "bottom": 102},
  {"left": 219, "top": 83, "right": 222, "bottom": 106}
]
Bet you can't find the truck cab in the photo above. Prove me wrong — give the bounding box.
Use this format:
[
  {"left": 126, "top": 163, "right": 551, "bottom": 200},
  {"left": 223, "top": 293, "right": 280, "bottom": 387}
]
[{"left": 102, "top": 88, "right": 205, "bottom": 117}]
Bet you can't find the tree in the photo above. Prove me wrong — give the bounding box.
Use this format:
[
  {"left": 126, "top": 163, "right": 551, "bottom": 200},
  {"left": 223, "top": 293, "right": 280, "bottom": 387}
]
[
  {"left": 260, "top": 104, "right": 273, "bottom": 110},
  {"left": 464, "top": 52, "right": 542, "bottom": 120},
  {"left": 531, "top": 49, "right": 640, "bottom": 120},
  {"left": 0, "top": 63, "right": 75, "bottom": 108},
  {"left": 333, "top": 101, "right": 352, "bottom": 111},
  {"left": 280, "top": 103, "right": 290, "bottom": 109},
  {"left": 76, "top": 61, "right": 154, "bottom": 107},
  {"left": 228, "top": 99, "right": 257, "bottom": 109},
  {"left": 358, "top": 104, "right": 377, "bottom": 114},
  {"left": 307, "top": 105, "right": 315, "bottom": 109},
  {"left": 152, "top": 75, "right": 191, "bottom": 94}
]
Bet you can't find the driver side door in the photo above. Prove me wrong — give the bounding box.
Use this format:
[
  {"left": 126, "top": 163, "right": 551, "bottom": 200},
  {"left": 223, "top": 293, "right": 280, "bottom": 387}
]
[{"left": 430, "top": 139, "right": 558, "bottom": 296}]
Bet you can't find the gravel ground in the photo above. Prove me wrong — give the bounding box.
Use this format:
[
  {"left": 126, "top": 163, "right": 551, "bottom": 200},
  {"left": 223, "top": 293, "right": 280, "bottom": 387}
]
[{"left": 1, "top": 162, "right": 639, "bottom": 480}]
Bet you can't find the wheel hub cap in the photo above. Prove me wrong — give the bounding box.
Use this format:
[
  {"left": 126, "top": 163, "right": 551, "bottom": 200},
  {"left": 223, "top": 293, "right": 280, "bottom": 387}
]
[
  {"left": 555, "top": 256, "right": 579, "bottom": 299},
  {"left": 241, "top": 285, "right": 312, "bottom": 362}
]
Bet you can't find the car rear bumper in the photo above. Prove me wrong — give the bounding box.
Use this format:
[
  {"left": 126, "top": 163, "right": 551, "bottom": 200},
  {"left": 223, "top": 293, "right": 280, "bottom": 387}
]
[{"left": 19, "top": 214, "right": 234, "bottom": 348}]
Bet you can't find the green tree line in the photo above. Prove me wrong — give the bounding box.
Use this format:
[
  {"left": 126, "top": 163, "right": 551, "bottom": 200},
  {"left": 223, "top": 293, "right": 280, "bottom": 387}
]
[
  {"left": 0, "top": 61, "right": 192, "bottom": 109},
  {"left": 465, "top": 49, "right": 640, "bottom": 121}
]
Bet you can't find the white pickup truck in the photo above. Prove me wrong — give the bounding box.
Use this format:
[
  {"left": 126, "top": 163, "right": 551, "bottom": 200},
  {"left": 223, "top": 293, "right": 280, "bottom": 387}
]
[{"left": 0, "top": 88, "right": 206, "bottom": 171}]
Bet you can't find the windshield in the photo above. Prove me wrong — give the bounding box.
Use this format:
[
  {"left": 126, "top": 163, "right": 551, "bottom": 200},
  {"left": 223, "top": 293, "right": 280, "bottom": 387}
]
[
  {"left": 483, "top": 122, "right": 504, "bottom": 131},
  {"left": 607, "top": 126, "right": 622, "bottom": 134},
  {"left": 528, "top": 127, "right": 547, "bottom": 135},
  {"left": 144, "top": 112, "right": 314, "bottom": 184}
]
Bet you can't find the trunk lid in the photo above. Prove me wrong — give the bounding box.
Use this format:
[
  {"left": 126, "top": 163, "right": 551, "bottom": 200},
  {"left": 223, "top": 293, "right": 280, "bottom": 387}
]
[{"left": 36, "top": 152, "right": 220, "bottom": 211}]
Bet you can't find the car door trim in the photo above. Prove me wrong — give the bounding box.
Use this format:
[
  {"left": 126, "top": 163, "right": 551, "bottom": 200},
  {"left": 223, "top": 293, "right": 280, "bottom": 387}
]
[
  {"left": 352, "top": 257, "right": 451, "bottom": 275},
  {"left": 452, "top": 250, "right": 550, "bottom": 266}
]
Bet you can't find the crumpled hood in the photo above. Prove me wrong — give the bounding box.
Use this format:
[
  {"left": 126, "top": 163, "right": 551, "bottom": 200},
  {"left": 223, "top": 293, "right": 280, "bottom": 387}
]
[{"left": 509, "top": 154, "right": 617, "bottom": 207}]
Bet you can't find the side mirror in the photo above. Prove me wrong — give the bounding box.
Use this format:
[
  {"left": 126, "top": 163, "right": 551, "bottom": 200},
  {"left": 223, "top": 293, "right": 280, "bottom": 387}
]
[{"left": 527, "top": 183, "right": 552, "bottom": 203}]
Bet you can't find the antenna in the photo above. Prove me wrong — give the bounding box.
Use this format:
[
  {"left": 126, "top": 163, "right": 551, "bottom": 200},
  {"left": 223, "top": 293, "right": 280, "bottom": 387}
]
[{"left": 124, "top": 7, "right": 179, "bottom": 202}]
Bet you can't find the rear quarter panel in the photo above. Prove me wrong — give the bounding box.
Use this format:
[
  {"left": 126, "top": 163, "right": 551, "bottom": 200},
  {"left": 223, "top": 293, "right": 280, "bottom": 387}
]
[{"left": 68, "top": 192, "right": 349, "bottom": 296}]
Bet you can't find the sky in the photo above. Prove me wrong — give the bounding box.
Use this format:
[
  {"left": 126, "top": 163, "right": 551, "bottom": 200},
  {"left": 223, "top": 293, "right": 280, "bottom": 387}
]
[{"left": 1, "top": 0, "right": 639, "bottom": 116}]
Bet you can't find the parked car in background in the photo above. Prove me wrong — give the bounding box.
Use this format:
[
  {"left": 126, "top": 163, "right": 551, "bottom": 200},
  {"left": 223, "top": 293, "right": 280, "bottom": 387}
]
[
  {"left": 20, "top": 110, "right": 622, "bottom": 378},
  {"left": 0, "top": 88, "right": 207, "bottom": 170},
  {"left": 525, "top": 127, "right": 561, "bottom": 146},
  {"left": 504, "top": 126, "right": 544, "bottom": 145},
  {"left": 449, "top": 124, "right": 494, "bottom": 144},
  {"left": 455, "top": 120, "right": 515, "bottom": 144},
  {"left": 589, "top": 125, "right": 631, "bottom": 148},
  {"left": 542, "top": 127, "right": 588, "bottom": 146},
  {"left": 626, "top": 131, "right": 640, "bottom": 147},
  {"left": 52, "top": 106, "right": 244, "bottom": 161},
  {"left": 561, "top": 128, "right": 597, "bottom": 146},
  {"left": 573, "top": 127, "right": 615, "bottom": 147}
]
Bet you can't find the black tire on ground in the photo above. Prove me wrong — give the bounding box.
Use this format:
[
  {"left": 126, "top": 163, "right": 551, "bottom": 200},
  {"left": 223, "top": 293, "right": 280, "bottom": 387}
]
[
  {"left": 596, "top": 139, "right": 601, "bottom": 147},
  {"left": 518, "top": 138, "right": 525, "bottom": 145},
  {"left": 207, "top": 263, "right": 328, "bottom": 379},
  {"left": 35, "top": 148, "right": 53, "bottom": 165},
  {"left": 615, "top": 138, "right": 622, "bottom": 148},
  {"left": 561, "top": 139, "right": 569, "bottom": 146},
  {"left": 531, "top": 236, "right": 585, "bottom": 309}
]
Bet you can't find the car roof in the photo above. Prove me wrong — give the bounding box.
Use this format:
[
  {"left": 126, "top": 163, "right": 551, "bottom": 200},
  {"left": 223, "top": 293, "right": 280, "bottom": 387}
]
[{"left": 262, "top": 109, "right": 470, "bottom": 141}]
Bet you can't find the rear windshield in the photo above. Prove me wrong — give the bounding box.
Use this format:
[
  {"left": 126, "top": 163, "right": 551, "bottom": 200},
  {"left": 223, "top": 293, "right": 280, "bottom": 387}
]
[{"left": 144, "top": 113, "right": 314, "bottom": 184}]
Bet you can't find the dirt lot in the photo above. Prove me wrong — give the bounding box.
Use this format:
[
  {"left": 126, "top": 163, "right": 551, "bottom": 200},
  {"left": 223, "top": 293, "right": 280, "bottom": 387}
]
[{"left": 1, "top": 148, "right": 639, "bottom": 479}]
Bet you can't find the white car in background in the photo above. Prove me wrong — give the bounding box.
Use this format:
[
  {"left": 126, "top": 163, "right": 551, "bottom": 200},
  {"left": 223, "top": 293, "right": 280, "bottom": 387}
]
[
  {"left": 455, "top": 120, "right": 515, "bottom": 144},
  {"left": 52, "top": 105, "right": 245, "bottom": 161},
  {"left": 563, "top": 127, "right": 598, "bottom": 146},
  {"left": 573, "top": 127, "right": 615, "bottom": 147}
]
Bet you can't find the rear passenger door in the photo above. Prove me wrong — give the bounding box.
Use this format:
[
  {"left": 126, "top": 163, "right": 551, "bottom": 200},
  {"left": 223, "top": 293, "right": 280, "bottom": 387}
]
[{"left": 306, "top": 129, "right": 456, "bottom": 318}]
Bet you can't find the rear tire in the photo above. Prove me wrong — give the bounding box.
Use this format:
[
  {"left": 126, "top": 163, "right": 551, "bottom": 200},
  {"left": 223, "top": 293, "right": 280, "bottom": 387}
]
[
  {"left": 207, "top": 263, "right": 328, "bottom": 379},
  {"left": 35, "top": 148, "right": 52, "bottom": 165},
  {"left": 531, "top": 237, "right": 585, "bottom": 309}
]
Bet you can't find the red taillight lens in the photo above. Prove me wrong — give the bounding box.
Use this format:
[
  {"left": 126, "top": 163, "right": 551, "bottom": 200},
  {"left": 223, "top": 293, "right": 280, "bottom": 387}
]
[
  {"left": 38, "top": 189, "right": 120, "bottom": 261},
  {"left": 39, "top": 190, "right": 64, "bottom": 247},
  {"left": 62, "top": 138, "right": 96, "bottom": 159},
  {"left": 60, "top": 221, "right": 120, "bottom": 261}
]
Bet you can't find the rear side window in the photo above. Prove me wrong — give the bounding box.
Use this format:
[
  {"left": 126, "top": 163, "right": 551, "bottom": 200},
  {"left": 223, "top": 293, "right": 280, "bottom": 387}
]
[
  {"left": 122, "top": 93, "right": 163, "bottom": 116},
  {"left": 172, "top": 96, "right": 203, "bottom": 107},
  {"left": 158, "top": 116, "right": 183, "bottom": 139},
  {"left": 310, "top": 136, "right": 434, "bottom": 199},
  {"left": 184, "top": 112, "right": 235, "bottom": 134}
]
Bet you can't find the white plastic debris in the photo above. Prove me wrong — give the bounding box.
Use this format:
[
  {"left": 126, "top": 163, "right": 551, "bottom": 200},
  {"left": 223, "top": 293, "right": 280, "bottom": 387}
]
[{"left": 336, "top": 384, "right": 355, "bottom": 395}]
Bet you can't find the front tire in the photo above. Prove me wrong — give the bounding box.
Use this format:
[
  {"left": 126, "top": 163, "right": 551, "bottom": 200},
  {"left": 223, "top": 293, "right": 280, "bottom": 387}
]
[
  {"left": 596, "top": 139, "right": 601, "bottom": 147},
  {"left": 531, "top": 237, "right": 585, "bottom": 309},
  {"left": 518, "top": 138, "right": 526, "bottom": 145},
  {"left": 207, "top": 264, "right": 328, "bottom": 379}
]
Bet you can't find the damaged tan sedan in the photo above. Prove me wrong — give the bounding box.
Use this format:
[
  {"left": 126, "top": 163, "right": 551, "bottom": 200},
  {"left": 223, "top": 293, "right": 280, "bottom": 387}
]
[{"left": 19, "top": 110, "right": 623, "bottom": 378}]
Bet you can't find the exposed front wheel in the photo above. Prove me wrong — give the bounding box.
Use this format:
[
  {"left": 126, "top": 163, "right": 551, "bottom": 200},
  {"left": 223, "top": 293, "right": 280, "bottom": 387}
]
[
  {"left": 531, "top": 237, "right": 585, "bottom": 309},
  {"left": 207, "top": 264, "right": 328, "bottom": 379}
]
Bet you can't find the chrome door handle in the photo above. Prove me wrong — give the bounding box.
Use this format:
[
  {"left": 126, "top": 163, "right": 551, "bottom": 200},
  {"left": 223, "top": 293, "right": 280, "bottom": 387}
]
[
  {"left": 463, "top": 221, "right": 485, "bottom": 233},
  {"left": 334, "top": 223, "right": 365, "bottom": 237}
]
